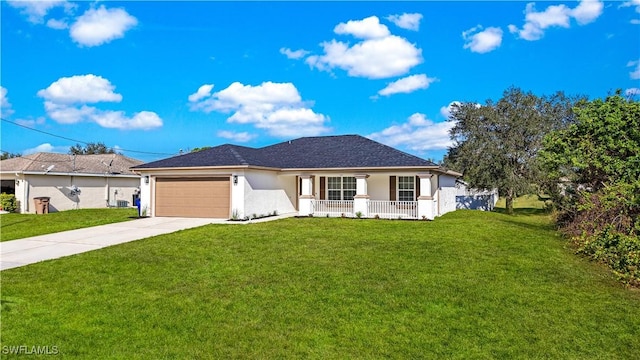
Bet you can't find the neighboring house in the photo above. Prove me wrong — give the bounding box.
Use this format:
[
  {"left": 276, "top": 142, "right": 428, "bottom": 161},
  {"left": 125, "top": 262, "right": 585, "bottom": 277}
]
[
  {"left": 455, "top": 180, "right": 499, "bottom": 211},
  {"left": 132, "top": 135, "right": 462, "bottom": 220},
  {"left": 0, "top": 153, "right": 143, "bottom": 213}
]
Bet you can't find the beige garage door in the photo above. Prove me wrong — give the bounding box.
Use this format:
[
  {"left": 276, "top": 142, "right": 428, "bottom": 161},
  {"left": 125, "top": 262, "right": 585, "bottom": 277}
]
[{"left": 155, "top": 177, "right": 230, "bottom": 218}]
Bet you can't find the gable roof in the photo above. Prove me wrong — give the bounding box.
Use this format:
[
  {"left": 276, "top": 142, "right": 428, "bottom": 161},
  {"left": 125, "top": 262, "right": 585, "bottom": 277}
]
[
  {"left": 0, "top": 153, "right": 143, "bottom": 175},
  {"left": 133, "top": 135, "right": 438, "bottom": 170}
]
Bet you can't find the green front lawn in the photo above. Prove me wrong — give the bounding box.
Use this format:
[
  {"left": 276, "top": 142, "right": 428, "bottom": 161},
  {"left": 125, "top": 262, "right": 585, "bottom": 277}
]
[
  {"left": 0, "top": 208, "right": 139, "bottom": 241},
  {"left": 2, "top": 212, "right": 639, "bottom": 358}
]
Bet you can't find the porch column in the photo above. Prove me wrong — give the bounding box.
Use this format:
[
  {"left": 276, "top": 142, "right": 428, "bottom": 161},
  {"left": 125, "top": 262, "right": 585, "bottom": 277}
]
[
  {"left": 417, "top": 173, "right": 435, "bottom": 220},
  {"left": 353, "top": 174, "right": 369, "bottom": 218},
  {"left": 298, "top": 175, "right": 314, "bottom": 216}
]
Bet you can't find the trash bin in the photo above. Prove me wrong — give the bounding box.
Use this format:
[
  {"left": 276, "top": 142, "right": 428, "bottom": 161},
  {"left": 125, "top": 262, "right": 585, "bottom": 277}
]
[{"left": 33, "top": 197, "right": 50, "bottom": 214}]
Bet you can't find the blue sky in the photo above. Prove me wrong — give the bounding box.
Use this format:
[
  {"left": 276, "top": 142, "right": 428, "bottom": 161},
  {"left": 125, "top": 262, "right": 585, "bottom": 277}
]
[{"left": 1, "top": 0, "right": 639, "bottom": 163}]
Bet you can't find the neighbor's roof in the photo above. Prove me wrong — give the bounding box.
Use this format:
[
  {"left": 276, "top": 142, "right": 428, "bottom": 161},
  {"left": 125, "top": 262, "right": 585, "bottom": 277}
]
[
  {"left": 133, "top": 135, "right": 439, "bottom": 170},
  {"left": 0, "top": 153, "right": 143, "bottom": 175}
]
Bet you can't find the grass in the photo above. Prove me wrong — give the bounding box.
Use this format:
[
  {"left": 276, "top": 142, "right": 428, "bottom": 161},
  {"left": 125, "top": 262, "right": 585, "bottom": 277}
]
[
  {"left": 1, "top": 210, "right": 639, "bottom": 358},
  {"left": 0, "top": 208, "right": 139, "bottom": 242}
]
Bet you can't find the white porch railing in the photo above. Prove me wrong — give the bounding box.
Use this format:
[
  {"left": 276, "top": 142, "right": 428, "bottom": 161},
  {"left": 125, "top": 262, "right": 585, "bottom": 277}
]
[
  {"left": 312, "top": 200, "right": 354, "bottom": 217},
  {"left": 310, "top": 200, "right": 420, "bottom": 219},
  {"left": 368, "top": 201, "right": 418, "bottom": 219}
]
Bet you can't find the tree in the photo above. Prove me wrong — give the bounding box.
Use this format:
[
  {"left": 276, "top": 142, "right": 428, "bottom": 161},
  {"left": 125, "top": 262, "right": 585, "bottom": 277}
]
[
  {"left": 69, "top": 142, "right": 116, "bottom": 155},
  {"left": 1, "top": 151, "right": 21, "bottom": 160},
  {"left": 540, "top": 91, "right": 640, "bottom": 285},
  {"left": 190, "top": 146, "right": 212, "bottom": 153},
  {"left": 444, "top": 87, "right": 577, "bottom": 214}
]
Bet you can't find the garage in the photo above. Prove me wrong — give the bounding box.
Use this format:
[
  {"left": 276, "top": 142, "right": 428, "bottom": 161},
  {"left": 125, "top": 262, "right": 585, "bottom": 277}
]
[{"left": 155, "top": 177, "right": 230, "bottom": 218}]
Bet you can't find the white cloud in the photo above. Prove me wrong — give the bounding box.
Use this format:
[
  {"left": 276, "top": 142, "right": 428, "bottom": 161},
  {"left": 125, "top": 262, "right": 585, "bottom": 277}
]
[
  {"left": 70, "top": 5, "right": 138, "bottom": 47},
  {"left": 189, "top": 81, "right": 331, "bottom": 137},
  {"left": 621, "top": 0, "right": 640, "bottom": 13},
  {"left": 377, "top": 74, "right": 436, "bottom": 97},
  {"left": 217, "top": 130, "right": 257, "bottom": 143},
  {"left": 37, "top": 74, "right": 122, "bottom": 104},
  {"left": 632, "top": 19, "right": 640, "bottom": 25},
  {"left": 368, "top": 113, "right": 454, "bottom": 152},
  {"left": 386, "top": 13, "right": 423, "bottom": 31},
  {"left": 38, "top": 74, "right": 162, "bottom": 130},
  {"left": 439, "top": 101, "right": 462, "bottom": 119},
  {"left": 7, "top": 0, "right": 70, "bottom": 24},
  {"left": 1, "top": 86, "right": 14, "bottom": 117},
  {"left": 462, "top": 26, "right": 503, "bottom": 53},
  {"left": 43, "top": 102, "right": 96, "bottom": 124},
  {"left": 628, "top": 60, "right": 640, "bottom": 79},
  {"left": 306, "top": 36, "right": 422, "bottom": 79},
  {"left": 46, "top": 18, "right": 69, "bottom": 30},
  {"left": 305, "top": 16, "right": 422, "bottom": 79},
  {"left": 571, "top": 0, "right": 604, "bottom": 25},
  {"left": 625, "top": 88, "right": 640, "bottom": 97},
  {"left": 91, "top": 110, "right": 163, "bottom": 130},
  {"left": 334, "top": 16, "right": 390, "bottom": 39},
  {"left": 280, "top": 48, "right": 310, "bottom": 60},
  {"left": 510, "top": 1, "right": 603, "bottom": 41},
  {"left": 23, "top": 143, "right": 69, "bottom": 155},
  {"left": 16, "top": 117, "right": 46, "bottom": 127},
  {"left": 280, "top": 47, "right": 311, "bottom": 60},
  {"left": 188, "top": 84, "right": 214, "bottom": 103}
]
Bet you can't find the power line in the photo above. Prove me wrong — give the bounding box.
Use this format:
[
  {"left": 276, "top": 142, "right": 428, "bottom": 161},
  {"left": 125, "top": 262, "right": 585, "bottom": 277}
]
[{"left": 1, "top": 118, "right": 175, "bottom": 156}]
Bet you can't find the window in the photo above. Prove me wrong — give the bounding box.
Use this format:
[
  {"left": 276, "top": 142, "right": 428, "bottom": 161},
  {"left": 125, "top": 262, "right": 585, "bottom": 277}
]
[
  {"left": 397, "top": 176, "right": 415, "bottom": 201},
  {"left": 327, "top": 176, "right": 356, "bottom": 200}
]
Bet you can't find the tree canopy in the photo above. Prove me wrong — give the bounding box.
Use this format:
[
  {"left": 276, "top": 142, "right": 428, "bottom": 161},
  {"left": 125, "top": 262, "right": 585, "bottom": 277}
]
[
  {"left": 444, "top": 86, "right": 577, "bottom": 214},
  {"left": 1, "top": 151, "right": 21, "bottom": 160},
  {"left": 69, "top": 142, "right": 116, "bottom": 155},
  {"left": 540, "top": 91, "right": 640, "bottom": 286}
]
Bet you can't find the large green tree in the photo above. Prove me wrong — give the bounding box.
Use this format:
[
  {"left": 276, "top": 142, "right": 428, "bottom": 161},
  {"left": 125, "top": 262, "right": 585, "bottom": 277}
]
[
  {"left": 540, "top": 91, "right": 640, "bottom": 285},
  {"left": 444, "top": 87, "right": 577, "bottom": 214},
  {"left": 69, "top": 142, "right": 116, "bottom": 155}
]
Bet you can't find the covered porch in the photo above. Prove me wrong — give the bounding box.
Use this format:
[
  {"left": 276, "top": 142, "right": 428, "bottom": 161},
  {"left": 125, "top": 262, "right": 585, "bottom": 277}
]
[{"left": 297, "top": 173, "right": 445, "bottom": 220}]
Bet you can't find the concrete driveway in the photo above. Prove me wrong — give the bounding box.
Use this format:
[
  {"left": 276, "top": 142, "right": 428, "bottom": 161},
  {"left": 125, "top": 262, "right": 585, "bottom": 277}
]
[{"left": 0, "top": 217, "right": 227, "bottom": 271}]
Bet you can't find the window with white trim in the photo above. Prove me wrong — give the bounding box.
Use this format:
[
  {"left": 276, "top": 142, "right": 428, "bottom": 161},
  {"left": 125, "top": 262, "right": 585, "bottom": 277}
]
[
  {"left": 397, "top": 176, "right": 415, "bottom": 201},
  {"left": 327, "top": 176, "right": 356, "bottom": 200}
]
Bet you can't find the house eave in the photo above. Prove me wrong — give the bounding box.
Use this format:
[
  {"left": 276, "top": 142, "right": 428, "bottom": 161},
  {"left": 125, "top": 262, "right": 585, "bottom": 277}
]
[{"left": 279, "top": 165, "right": 443, "bottom": 173}]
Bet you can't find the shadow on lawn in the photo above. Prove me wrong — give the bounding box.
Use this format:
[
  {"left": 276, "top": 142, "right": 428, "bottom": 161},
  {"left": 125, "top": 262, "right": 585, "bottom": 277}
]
[
  {"left": 493, "top": 207, "right": 557, "bottom": 232},
  {"left": 494, "top": 207, "right": 548, "bottom": 216}
]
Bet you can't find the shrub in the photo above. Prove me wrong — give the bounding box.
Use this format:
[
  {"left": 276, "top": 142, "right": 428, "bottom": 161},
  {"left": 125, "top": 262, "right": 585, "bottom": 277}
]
[
  {"left": 0, "top": 193, "right": 19, "bottom": 213},
  {"left": 561, "top": 184, "right": 640, "bottom": 286},
  {"left": 575, "top": 227, "right": 640, "bottom": 287}
]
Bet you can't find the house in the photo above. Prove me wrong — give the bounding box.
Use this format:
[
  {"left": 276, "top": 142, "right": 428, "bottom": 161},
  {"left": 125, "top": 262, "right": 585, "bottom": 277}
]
[
  {"left": 0, "top": 153, "right": 143, "bottom": 213},
  {"left": 132, "top": 135, "right": 462, "bottom": 220},
  {"left": 455, "top": 180, "right": 499, "bottom": 211}
]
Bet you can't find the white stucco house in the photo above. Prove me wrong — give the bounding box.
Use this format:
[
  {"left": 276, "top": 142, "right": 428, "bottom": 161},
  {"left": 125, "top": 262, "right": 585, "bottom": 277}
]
[
  {"left": 132, "top": 135, "right": 462, "bottom": 220},
  {"left": 0, "top": 153, "right": 143, "bottom": 213}
]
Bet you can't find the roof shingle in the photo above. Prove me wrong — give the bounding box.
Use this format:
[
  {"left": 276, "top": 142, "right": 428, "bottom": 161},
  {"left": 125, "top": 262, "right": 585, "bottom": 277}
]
[
  {"left": 0, "top": 153, "right": 142, "bottom": 175},
  {"left": 133, "top": 135, "right": 437, "bottom": 170}
]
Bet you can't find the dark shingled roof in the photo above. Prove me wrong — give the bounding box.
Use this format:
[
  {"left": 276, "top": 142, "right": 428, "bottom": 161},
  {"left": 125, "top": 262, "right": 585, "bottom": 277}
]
[{"left": 133, "top": 135, "right": 437, "bottom": 170}]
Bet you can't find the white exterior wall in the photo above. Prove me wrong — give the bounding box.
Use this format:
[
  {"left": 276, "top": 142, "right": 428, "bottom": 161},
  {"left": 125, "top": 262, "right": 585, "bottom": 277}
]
[
  {"left": 139, "top": 176, "right": 151, "bottom": 216},
  {"left": 437, "top": 174, "right": 458, "bottom": 216},
  {"left": 14, "top": 178, "right": 28, "bottom": 213},
  {"left": 439, "top": 187, "right": 458, "bottom": 215},
  {"left": 243, "top": 170, "right": 296, "bottom": 218},
  {"left": 22, "top": 174, "right": 139, "bottom": 213},
  {"left": 367, "top": 174, "right": 391, "bottom": 200}
]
